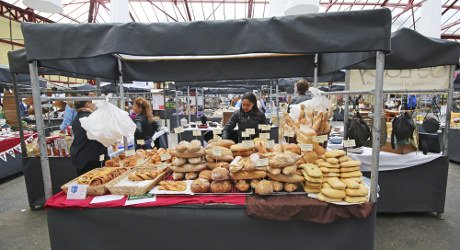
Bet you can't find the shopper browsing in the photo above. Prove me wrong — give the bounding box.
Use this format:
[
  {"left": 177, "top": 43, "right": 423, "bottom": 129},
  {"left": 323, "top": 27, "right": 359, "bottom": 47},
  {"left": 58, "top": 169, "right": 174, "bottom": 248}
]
[
  {"left": 132, "top": 97, "right": 159, "bottom": 150},
  {"left": 290, "top": 79, "right": 312, "bottom": 105},
  {"left": 70, "top": 99, "right": 107, "bottom": 175},
  {"left": 222, "top": 92, "right": 266, "bottom": 142}
]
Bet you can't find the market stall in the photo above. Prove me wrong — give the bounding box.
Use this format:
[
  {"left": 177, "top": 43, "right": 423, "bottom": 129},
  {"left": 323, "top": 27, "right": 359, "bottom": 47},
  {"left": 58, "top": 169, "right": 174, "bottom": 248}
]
[
  {"left": 20, "top": 8, "right": 391, "bottom": 249},
  {"left": 344, "top": 28, "right": 460, "bottom": 215}
]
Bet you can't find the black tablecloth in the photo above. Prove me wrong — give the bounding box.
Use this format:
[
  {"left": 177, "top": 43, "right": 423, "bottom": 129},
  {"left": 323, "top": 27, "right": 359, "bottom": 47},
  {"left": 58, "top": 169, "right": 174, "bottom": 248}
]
[
  {"left": 23, "top": 157, "right": 77, "bottom": 208},
  {"left": 448, "top": 129, "right": 460, "bottom": 163},
  {"left": 363, "top": 156, "right": 449, "bottom": 213},
  {"left": 0, "top": 152, "right": 22, "bottom": 180},
  {"left": 47, "top": 205, "right": 376, "bottom": 250}
]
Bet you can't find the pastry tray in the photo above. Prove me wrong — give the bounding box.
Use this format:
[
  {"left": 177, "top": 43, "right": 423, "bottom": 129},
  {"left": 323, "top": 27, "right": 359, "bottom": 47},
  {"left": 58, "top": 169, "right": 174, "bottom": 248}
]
[
  {"left": 61, "top": 167, "right": 116, "bottom": 196},
  {"left": 106, "top": 167, "right": 169, "bottom": 196},
  {"left": 149, "top": 180, "right": 194, "bottom": 195}
]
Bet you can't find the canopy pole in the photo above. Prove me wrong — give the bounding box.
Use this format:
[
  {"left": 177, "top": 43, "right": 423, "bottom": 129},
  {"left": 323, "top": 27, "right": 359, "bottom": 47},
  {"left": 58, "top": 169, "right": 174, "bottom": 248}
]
[
  {"left": 343, "top": 71, "right": 350, "bottom": 139},
  {"left": 442, "top": 65, "right": 455, "bottom": 156},
  {"left": 11, "top": 73, "right": 28, "bottom": 157},
  {"left": 313, "top": 54, "right": 319, "bottom": 87},
  {"left": 175, "top": 86, "right": 179, "bottom": 132},
  {"left": 163, "top": 83, "right": 167, "bottom": 129},
  {"left": 276, "top": 80, "right": 280, "bottom": 128},
  {"left": 187, "top": 86, "right": 191, "bottom": 123},
  {"left": 370, "top": 51, "right": 385, "bottom": 203},
  {"left": 117, "top": 59, "right": 128, "bottom": 151},
  {"left": 195, "top": 88, "right": 199, "bottom": 117},
  {"left": 29, "top": 61, "right": 52, "bottom": 200},
  {"left": 96, "top": 78, "right": 101, "bottom": 96}
]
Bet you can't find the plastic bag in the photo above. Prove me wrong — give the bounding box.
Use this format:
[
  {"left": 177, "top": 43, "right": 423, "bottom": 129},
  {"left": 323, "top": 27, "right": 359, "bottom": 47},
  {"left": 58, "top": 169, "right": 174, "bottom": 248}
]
[
  {"left": 80, "top": 100, "right": 136, "bottom": 147},
  {"left": 289, "top": 87, "right": 332, "bottom": 120}
]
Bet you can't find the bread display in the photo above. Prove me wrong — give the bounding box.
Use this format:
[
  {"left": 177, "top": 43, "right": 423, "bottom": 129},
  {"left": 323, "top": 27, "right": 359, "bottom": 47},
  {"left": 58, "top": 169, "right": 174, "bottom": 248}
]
[
  {"left": 230, "top": 170, "right": 267, "bottom": 180},
  {"left": 77, "top": 168, "right": 128, "bottom": 186},
  {"left": 185, "top": 172, "right": 199, "bottom": 180},
  {"left": 211, "top": 167, "right": 230, "bottom": 181}
]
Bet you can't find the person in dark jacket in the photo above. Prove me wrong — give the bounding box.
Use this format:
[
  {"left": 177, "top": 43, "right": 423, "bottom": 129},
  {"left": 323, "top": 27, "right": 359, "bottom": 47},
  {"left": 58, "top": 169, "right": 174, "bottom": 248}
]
[
  {"left": 132, "top": 97, "right": 159, "bottom": 150},
  {"left": 70, "top": 99, "right": 108, "bottom": 175},
  {"left": 222, "top": 93, "right": 266, "bottom": 143}
]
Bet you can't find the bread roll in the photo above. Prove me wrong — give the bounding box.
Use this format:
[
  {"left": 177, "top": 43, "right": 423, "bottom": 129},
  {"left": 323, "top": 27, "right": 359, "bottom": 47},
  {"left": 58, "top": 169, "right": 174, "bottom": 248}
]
[
  {"left": 206, "top": 162, "right": 230, "bottom": 170},
  {"left": 340, "top": 160, "right": 361, "bottom": 168},
  {"left": 175, "top": 141, "right": 189, "bottom": 153},
  {"left": 340, "top": 171, "right": 363, "bottom": 178},
  {"left": 271, "top": 181, "right": 284, "bottom": 192},
  {"left": 338, "top": 155, "right": 352, "bottom": 163},
  {"left": 326, "top": 177, "right": 346, "bottom": 190},
  {"left": 173, "top": 172, "right": 184, "bottom": 180},
  {"left": 172, "top": 157, "right": 187, "bottom": 166},
  {"left": 207, "top": 139, "right": 235, "bottom": 148},
  {"left": 235, "top": 180, "right": 250, "bottom": 192},
  {"left": 199, "top": 170, "right": 212, "bottom": 181},
  {"left": 326, "top": 158, "right": 339, "bottom": 164},
  {"left": 191, "top": 178, "right": 210, "bottom": 193},
  {"left": 345, "top": 184, "right": 369, "bottom": 197},
  {"left": 317, "top": 193, "right": 342, "bottom": 202},
  {"left": 284, "top": 183, "right": 298, "bottom": 192},
  {"left": 185, "top": 172, "right": 198, "bottom": 180},
  {"left": 324, "top": 150, "right": 346, "bottom": 158},
  {"left": 168, "top": 163, "right": 207, "bottom": 173},
  {"left": 267, "top": 166, "right": 282, "bottom": 175},
  {"left": 255, "top": 180, "right": 273, "bottom": 195},
  {"left": 187, "top": 140, "right": 202, "bottom": 153},
  {"left": 233, "top": 151, "right": 254, "bottom": 157},
  {"left": 230, "top": 170, "right": 267, "bottom": 180},
  {"left": 321, "top": 188, "right": 346, "bottom": 199},
  {"left": 230, "top": 143, "right": 254, "bottom": 152},
  {"left": 267, "top": 173, "right": 304, "bottom": 183},
  {"left": 340, "top": 166, "right": 361, "bottom": 173},
  {"left": 282, "top": 143, "right": 301, "bottom": 155},
  {"left": 211, "top": 167, "right": 230, "bottom": 181},
  {"left": 250, "top": 179, "right": 260, "bottom": 189},
  {"left": 345, "top": 196, "right": 368, "bottom": 203},
  {"left": 205, "top": 146, "right": 233, "bottom": 158},
  {"left": 282, "top": 165, "right": 297, "bottom": 176},
  {"left": 210, "top": 180, "right": 232, "bottom": 193},
  {"left": 188, "top": 157, "right": 203, "bottom": 164},
  {"left": 174, "top": 148, "right": 206, "bottom": 158},
  {"left": 303, "top": 151, "right": 318, "bottom": 164}
]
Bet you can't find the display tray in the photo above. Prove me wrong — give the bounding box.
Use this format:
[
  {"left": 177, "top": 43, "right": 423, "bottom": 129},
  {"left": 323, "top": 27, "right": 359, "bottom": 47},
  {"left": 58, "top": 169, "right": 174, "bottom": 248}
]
[
  {"left": 307, "top": 182, "right": 371, "bottom": 206},
  {"left": 149, "top": 180, "right": 193, "bottom": 195},
  {"left": 269, "top": 182, "right": 307, "bottom": 195},
  {"left": 106, "top": 166, "right": 169, "bottom": 196}
]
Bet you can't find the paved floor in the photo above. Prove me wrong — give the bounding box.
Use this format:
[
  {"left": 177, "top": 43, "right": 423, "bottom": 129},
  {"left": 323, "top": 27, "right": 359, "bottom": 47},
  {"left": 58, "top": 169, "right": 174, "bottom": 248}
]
[{"left": 0, "top": 162, "right": 459, "bottom": 250}]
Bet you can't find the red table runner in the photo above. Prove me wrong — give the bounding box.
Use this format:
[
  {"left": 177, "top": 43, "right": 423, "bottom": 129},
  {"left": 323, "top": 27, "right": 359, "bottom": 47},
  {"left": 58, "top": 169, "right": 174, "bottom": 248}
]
[
  {"left": 45, "top": 191, "right": 247, "bottom": 209},
  {"left": 0, "top": 131, "right": 36, "bottom": 153}
]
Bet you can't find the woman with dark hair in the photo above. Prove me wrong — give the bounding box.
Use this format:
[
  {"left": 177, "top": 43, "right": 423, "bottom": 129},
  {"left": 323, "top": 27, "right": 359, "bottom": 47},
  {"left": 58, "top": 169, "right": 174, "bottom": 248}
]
[
  {"left": 222, "top": 92, "right": 266, "bottom": 142},
  {"left": 70, "top": 99, "right": 108, "bottom": 175},
  {"left": 132, "top": 97, "right": 159, "bottom": 150}
]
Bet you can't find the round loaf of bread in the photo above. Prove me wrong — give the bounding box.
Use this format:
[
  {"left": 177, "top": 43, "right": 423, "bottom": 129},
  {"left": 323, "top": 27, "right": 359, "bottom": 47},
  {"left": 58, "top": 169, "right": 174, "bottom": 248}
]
[{"left": 191, "top": 178, "right": 210, "bottom": 193}]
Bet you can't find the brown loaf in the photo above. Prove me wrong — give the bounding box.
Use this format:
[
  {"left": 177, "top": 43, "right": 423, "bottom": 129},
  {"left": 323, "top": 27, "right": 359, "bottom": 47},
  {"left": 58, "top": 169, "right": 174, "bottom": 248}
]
[
  {"left": 205, "top": 146, "right": 232, "bottom": 157},
  {"left": 271, "top": 181, "right": 284, "bottom": 192},
  {"left": 255, "top": 180, "right": 273, "bottom": 195},
  {"left": 207, "top": 139, "right": 235, "bottom": 148},
  {"left": 235, "top": 180, "right": 250, "bottom": 192},
  {"left": 191, "top": 178, "right": 210, "bottom": 193},
  {"left": 281, "top": 143, "right": 301, "bottom": 155},
  {"left": 267, "top": 173, "right": 304, "bottom": 183},
  {"left": 210, "top": 180, "right": 232, "bottom": 193},
  {"left": 211, "top": 167, "right": 230, "bottom": 181},
  {"left": 206, "top": 162, "right": 230, "bottom": 170},
  {"left": 185, "top": 172, "right": 198, "bottom": 180},
  {"left": 168, "top": 163, "right": 207, "bottom": 173},
  {"left": 282, "top": 165, "right": 297, "bottom": 176},
  {"left": 267, "top": 166, "right": 282, "bottom": 175},
  {"left": 198, "top": 170, "right": 212, "bottom": 181},
  {"left": 175, "top": 141, "right": 188, "bottom": 153},
  {"left": 269, "top": 153, "right": 302, "bottom": 168},
  {"left": 232, "top": 151, "right": 255, "bottom": 157},
  {"left": 172, "top": 158, "right": 187, "bottom": 166},
  {"left": 205, "top": 154, "right": 234, "bottom": 162},
  {"left": 188, "top": 157, "right": 203, "bottom": 165},
  {"left": 284, "top": 183, "right": 298, "bottom": 192},
  {"left": 172, "top": 172, "right": 185, "bottom": 180},
  {"left": 230, "top": 170, "right": 267, "bottom": 180},
  {"left": 174, "top": 148, "right": 206, "bottom": 158},
  {"left": 187, "top": 140, "right": 202, "bottom": 153},
  {"left": 230, "top": 143, "right": 255, "bottom": 152}
]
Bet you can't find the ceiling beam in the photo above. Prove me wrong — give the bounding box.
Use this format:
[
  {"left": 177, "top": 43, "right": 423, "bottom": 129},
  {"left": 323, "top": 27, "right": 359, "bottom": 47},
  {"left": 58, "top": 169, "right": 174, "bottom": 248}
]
[
  {"left": 442, "top": 0, "right": 458, "bottom": 14},
  {"left": 183, "top": 0, "right": 193, "bottom": 21}
]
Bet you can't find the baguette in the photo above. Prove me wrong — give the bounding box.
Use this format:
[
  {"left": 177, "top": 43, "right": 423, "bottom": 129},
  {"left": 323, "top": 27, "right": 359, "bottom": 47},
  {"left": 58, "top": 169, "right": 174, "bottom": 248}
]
[
  {"left": 230, "top": 170, "right": 267, "bottom": 180},
  {"left": 267, "top": 173, "right": 304, "bottom": 183},
  {"left": 168, "top": 163, "right": 207, "bottom": 173}
]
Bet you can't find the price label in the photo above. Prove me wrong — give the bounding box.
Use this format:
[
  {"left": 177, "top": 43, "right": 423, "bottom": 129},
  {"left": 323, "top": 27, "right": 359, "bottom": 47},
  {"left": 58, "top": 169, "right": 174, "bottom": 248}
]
[
  {"left": 99, "top": 154, "right": 105, "bottom": 161},
  {"left": 265, "top": 140, "right": 275, "bottom": 149},
  {"left": 313, "top": 135, "right": 328, "bottom": 143},
  {"left": 258, "top": 124, "right": 271, "bottom": 131},
  {"left": 299, "top": 124, "right": 310, "bottom": 131},
  {"left": 242, "top": 140, "right": 255, "bottom": 148},
  {"left": 245, "top": 128, "right": 256, "bottom": 135},
  {"left": 283, "top": 130, "right": 295, "bottom": 138},
  {"left": 241, "top": 132, "right": 249, "bottom": 138},
  {"left": 193, "top": 130, "right": 201, "bottom": 136},
  {"left": 259, "top": 133, "right": 270, "bottom": 140},
  {"left": 160, "top": 153, "right": 172, "bottom": 161},
  {"left": 66, "top": 185, "right": 88, "bottom": 200},
  {"left": 137, "top": 139, "right": 145, "bottom": 145},
  {"left": 213, "top": 134, "right": 222, "bottom": 140},
  {"left": 343, "top": 139, "right": 356, "bottom": 148},
  {"left": 174, "top": 127, "right": 184, "bottom": 134},
  {"left": 256, "top": 158, "right": 269, "bottom": 167},
  {"left": 125, "top": 150, "right": 135, "bottom": 157},
  {"left": 213, "top": 128, "right": 223, "bottom": 135},
  {"left": 212, "top": 148, "right": 222, "bottom": 157},
  {"left": 299, "top": 144, "right": 313, "bottom": 152}
]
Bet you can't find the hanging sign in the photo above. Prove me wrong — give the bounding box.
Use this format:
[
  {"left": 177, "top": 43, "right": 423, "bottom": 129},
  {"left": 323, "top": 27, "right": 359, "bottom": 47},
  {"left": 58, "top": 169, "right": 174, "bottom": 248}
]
[{"left": 349, "top": 66, "right": 451, "bottom": 91}]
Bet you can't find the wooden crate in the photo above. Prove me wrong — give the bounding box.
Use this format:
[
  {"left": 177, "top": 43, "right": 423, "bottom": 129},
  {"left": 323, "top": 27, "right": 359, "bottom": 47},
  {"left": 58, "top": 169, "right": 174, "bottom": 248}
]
[{"left": 381, "top": 142, "right": 416, "bottom": 154}]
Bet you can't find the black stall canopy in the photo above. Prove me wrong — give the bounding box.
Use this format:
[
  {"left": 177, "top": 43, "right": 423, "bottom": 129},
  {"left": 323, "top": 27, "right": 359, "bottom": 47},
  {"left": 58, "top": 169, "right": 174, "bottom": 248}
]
[
  {"left": 0, "top": 64, "right": 47, "bottom": 88},
  {"left": 349, "top": 28, "right": 460, "bottom": 70},
  {"left": 20, "top": 8, "right": 391, "bottom": 82}
]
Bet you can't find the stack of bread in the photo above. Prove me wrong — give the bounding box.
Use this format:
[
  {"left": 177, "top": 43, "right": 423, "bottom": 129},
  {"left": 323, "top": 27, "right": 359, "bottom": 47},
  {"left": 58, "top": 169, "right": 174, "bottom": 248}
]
[
  {"left": 230, "top": 143, "right": 256, "bottom": 157},
  {"left": 169, "top": 140, "right": 207, "bottom": 180},
  {"left": 207, "top": 139, "right": 235, "bottom": 149},
  {"left": 300, "top": 164, "right": 323, "bottom": 193},
  {"left": 256, "top": 151, "right": 304, "bottom": 195},
  {"left": 314, "top": 150, "right": 368, "bottom": 203},
  {"left": 191, "top": 166, "right": 233, "bottom": 193},
  {"left": 284, "top": 104, "right": 332, "bottom": 135},
  {"left": 229, "top": 154, "right": 267, "bottom": 192},
  {"left": 205, "top": 145, "right": 234, "bottom": 169}
]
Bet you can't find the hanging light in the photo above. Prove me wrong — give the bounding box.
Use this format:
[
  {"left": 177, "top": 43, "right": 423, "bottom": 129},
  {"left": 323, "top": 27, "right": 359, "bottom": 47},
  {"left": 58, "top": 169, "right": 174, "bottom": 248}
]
[
  {"left": 23, "top": 0, "right": 63, "bottom": 14},
  {"left": 284, "top": 0, "right": 319, "bottom": 15}
]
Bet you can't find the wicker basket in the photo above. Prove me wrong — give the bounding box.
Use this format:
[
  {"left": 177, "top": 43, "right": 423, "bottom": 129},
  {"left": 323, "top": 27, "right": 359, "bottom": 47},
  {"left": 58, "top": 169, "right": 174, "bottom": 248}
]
[
  {"left": 106, "top": 167, "right": 169, "bottom": 196},
  {"left": 61, "top": 167, "right": 128, "bottom": 196}
]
